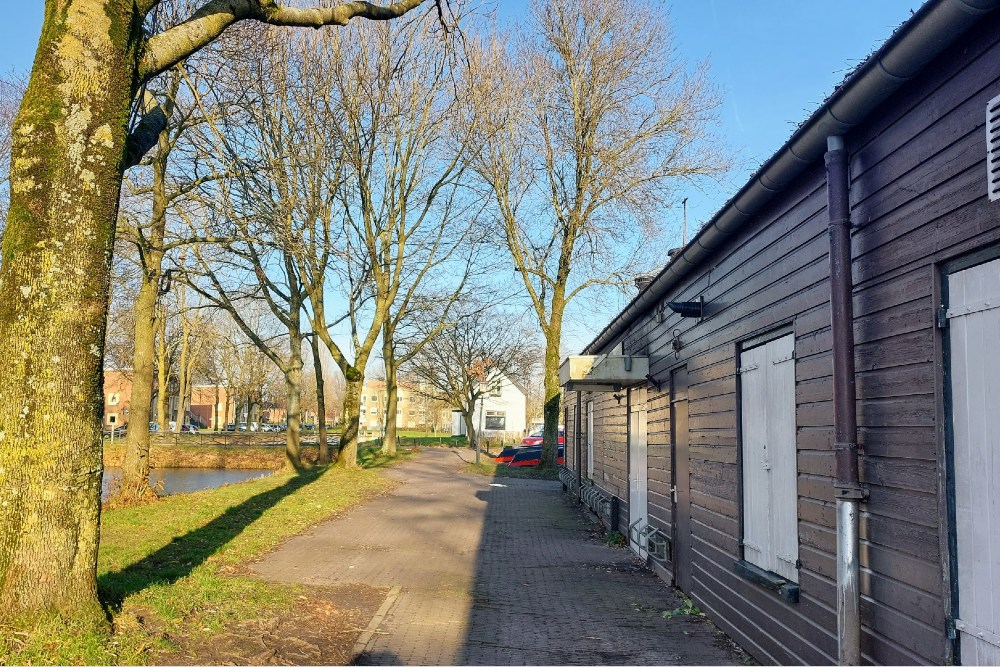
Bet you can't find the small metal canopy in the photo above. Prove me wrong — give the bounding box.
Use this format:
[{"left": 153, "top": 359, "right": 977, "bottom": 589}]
[{"left": 559, "top": 354, "right": 650, "bottom": 392}]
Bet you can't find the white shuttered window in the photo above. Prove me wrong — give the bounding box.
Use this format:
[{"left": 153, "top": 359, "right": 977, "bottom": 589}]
[{"left": 740, "top": 333, "right": 799, "bottom": 582}]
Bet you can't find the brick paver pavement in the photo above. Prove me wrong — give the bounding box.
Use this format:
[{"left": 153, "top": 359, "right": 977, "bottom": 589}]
[{"left": 251, "top": 447, "right": 745, "bottom": 665}]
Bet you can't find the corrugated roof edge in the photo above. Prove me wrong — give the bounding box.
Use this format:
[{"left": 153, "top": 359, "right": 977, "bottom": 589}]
[{"left": 582, "top": 0, "right": 1000, "bottom": 356}]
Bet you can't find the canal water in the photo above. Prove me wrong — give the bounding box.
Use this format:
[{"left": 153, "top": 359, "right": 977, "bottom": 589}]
[{"left": 102, "top": 467, "right": 272, "bottom": 500}]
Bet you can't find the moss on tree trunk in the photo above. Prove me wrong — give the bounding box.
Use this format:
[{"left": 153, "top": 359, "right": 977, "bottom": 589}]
[
  {"left": 311, "top": 335, "right": 330, "bottom": 465},
  {"left": 381, "top": 335, "right": 398, "bottom": 457},
  {"left": 118, "top": 264, "right": 160, "bottom": 499},
  {"left": 337, "top": 372, "right": 362, "bottom": 469},
  {"left": 0, "top": 0, "right": 142, "bottom": 623}
]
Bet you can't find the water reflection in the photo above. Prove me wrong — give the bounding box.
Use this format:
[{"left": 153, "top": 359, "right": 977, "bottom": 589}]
[{"left": 102, "top": 467, "right": 272, "bottom": 500}]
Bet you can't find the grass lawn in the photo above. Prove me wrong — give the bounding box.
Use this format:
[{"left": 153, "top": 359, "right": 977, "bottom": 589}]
[{"left": 0, "top": 445, "right": 413, "bottom": 665}]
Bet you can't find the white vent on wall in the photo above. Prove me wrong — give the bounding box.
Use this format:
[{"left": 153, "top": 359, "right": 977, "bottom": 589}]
[{"left": 989, "top": 93, "right": 1000, "bottom": 202}]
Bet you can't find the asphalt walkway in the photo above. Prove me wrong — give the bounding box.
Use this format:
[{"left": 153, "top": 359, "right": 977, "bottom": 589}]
[{"left": 251, "top": 447, "right": 744, "bottom": 665}]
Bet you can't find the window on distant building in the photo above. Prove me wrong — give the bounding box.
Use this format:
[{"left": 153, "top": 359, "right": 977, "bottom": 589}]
[
  {"left": 485, "top": 410, "right": 505, "bottom": 430},
  {"left": 490, "top": 381, "right": 502, "bottom": 397},
  {"left": 739, "top": 332, "right": 798, "bottom": 583}
]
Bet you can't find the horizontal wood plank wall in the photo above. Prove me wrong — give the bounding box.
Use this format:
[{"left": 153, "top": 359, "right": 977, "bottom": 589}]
[
  {"left": 577, "top": 14, "right": 1000, "bottom": 666},
  {"left": 646, "top": 387, "right": 673, "bottom": 582},
  {"left": 844, "top": 18, "right": 1000, "bottom": 665}
]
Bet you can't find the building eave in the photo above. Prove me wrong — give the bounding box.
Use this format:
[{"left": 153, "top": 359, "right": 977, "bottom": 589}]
[{"left": 583, "top": 0, "right": 1000, "bottom": 355}]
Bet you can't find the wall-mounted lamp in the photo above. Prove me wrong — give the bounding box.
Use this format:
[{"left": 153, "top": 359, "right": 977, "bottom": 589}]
[
  {"left": 671, "top": 329, "right": 683, "bottom": 359},
  {"left": 612, "top": 393, "right": 625, "bottom": 405},
  {"left": 667, "top": 295, "right": 704, "bottom": 319}
]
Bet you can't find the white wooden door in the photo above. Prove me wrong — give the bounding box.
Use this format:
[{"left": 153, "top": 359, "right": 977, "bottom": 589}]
[
  {"left": 629, "top": 388, "right": 648, "bottom": 559},
  {"left": 740, "top": 333, "right": 798, "bottom": 581},
  {"left": 948, "top": 257, "right": 1000, "bottom": 665}
]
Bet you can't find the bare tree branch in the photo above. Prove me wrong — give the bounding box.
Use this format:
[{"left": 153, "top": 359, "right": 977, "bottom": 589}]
[{"left": 139, "top": 0, "right": 432, "bottom": 81}]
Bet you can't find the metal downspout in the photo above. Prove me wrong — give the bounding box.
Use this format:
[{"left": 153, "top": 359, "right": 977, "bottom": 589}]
[{"left": 826, "top": 135, "right": 866, "bottom": 665}]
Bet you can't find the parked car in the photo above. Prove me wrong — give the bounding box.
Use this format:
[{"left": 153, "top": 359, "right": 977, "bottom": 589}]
[
  {"left": 180, "top": 424, "right": 199, "bottom": 434},
  {"left": 520, "top": 428, "right": 565, "bottom": 446},
  {"left": 507, "top": 445, "right": 565, "bottom": 467},
  {"left": 238, "top": 422, "right": 248, "bottom": 431},
  {"left": 225, "top": 423, "right": 236, "bottom": 432},
  {"left": 494, "top": 445, "right": 524, "bottom": 463}
]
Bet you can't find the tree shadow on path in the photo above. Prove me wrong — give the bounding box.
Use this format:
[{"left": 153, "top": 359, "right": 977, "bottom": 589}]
[{"left": 98, "top": 469, "right": 326, "bottom": 612}]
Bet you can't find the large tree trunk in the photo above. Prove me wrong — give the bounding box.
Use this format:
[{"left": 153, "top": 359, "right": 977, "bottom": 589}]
[
  {"left": 119, "top": 269, "right": 159, "bottom": 498},
  {"left": 120, "top": 69, "right": 177, "bottom": 499},
  {"left": 282, "top": 361, "right": 303, "bottom": 470},
  {"left": 311, "top": 335, "right": 330, "bottom": 465},
  {"left": 463, "top": 408, "right": 477, "bottom": 451},
  {"left": 0, "top": 0, "right": 141, "bottom": 623},
  {"left": 381, "top": 333, "right": 398, "bottom": 457},
  {"left": 540, "top": 312, "right": 564, "bottom": 469},
  {"left": 336, "top": 369, "right": 363, "bottom": 469}
]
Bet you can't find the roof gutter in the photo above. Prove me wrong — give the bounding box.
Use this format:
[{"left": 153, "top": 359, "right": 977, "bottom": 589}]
[{"left": 583, "top": 0, "right": 1000, "bottom": 355}]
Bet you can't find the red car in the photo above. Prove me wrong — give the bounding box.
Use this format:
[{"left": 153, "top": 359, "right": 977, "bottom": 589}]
[
  {"left": 520, "top": 428, "right": 565, "bottom": 446},
  {"left": 494, "top": 445, "right": 522, "bottom": 464},
  {"left": 507, "top": 445, "right": 565, "bottom": 467}
]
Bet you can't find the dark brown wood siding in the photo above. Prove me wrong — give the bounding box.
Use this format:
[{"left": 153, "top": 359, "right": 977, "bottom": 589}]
[{"left": 570, "top": 14, "right": 1000, "bottom": 666}]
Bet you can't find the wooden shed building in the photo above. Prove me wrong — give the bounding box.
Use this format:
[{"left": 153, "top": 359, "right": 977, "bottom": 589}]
[{"left": 558, "top": 1, "right": 1000, "bottom": 664}]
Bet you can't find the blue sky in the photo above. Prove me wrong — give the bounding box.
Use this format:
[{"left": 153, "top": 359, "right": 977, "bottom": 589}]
[{"left": 0, "top": 0, "right": 926, "bottom": 352}]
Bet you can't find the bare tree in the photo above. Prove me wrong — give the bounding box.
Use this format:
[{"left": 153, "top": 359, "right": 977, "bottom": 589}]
[
  {"left": 407, "top": 302, "right": 536, "bottom": 451},
  {"left": 304, "top": 11, "right": 475, "bottom": 466},
  {"left": 465, "top": 0, "right": 729, "bottom": 467},
  {"left": 117, "top": 37, "right": 233, "bottom": 498},
  {"left": 306, "top": 333, "right": 331, "bottom": 463},
  {"left": 0, "top": 0, "right": 438, "bottom": 622}
]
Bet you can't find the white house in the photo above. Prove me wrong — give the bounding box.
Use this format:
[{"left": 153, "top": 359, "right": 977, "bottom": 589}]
[{"left": 451, "top": 374, "right": 527, "bottom": 439}]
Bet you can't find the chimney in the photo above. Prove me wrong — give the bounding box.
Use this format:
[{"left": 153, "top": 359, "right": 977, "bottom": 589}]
[{"left": 634, "top": 273, "right": 655, "bottom": 291}]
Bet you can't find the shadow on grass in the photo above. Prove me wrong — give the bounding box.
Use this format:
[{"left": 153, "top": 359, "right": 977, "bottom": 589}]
[
  {"left": 98, "top": 468, "right": 326, "bottom": 612},
  {"left": 356, "top": 443, "right": 418, "bottom": 469}
]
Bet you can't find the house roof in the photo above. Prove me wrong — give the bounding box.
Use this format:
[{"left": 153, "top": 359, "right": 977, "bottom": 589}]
[{"left": 583, "top": 0, "right": 1000, "bottom": 355}]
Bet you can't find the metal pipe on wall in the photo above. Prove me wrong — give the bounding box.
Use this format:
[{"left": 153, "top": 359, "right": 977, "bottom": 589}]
[{"left": 826, "top": 135, "right": 865, "bottom": 665}]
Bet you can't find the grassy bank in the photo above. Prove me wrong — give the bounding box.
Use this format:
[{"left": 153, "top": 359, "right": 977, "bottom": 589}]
[
  {"left": 103, "top": 442, "right": 328, "bottom": 470},
  {"left": 104, "top": 437, "right": 453, "bottom": 470},
  {"left": 1, "top": 446, "right": 412, "bottom": 664}
]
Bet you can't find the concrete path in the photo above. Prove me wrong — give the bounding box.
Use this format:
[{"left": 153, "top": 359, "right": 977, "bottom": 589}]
[{"left": 251, "top": 447, "right": 744, "bottom": 665}]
